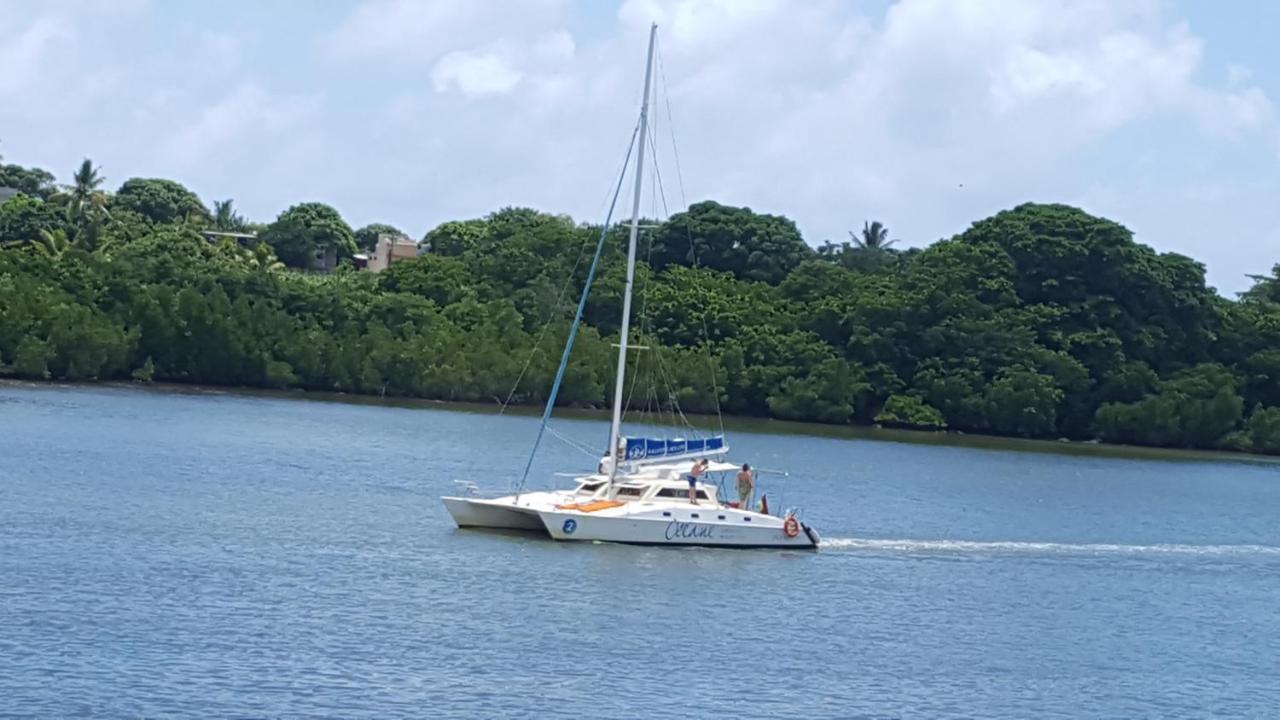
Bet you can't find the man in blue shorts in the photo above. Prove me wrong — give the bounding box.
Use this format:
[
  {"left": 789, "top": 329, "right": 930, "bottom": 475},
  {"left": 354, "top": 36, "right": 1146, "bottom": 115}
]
[{"left": 687, "top": 458, "right": 708, "bottom": 505}]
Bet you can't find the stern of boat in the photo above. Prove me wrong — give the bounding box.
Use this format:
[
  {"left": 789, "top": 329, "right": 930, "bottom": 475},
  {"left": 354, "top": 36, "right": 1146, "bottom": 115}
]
[{"left": 802, "top": 521, "right": 821, "bottom": 548}]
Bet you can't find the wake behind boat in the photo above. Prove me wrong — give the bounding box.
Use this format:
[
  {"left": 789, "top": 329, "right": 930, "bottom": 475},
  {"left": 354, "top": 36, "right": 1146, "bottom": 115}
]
[{"left": 441, "top": 24, "right": 820, "bottom": 550}]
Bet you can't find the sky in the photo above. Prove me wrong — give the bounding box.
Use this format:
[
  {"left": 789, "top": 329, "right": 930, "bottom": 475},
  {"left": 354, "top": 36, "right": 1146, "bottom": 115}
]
[{"left": 2, "top": 0, "right": 1278, "bottom": 294}]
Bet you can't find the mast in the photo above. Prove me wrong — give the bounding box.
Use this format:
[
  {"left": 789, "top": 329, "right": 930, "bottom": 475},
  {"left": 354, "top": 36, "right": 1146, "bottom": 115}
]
[{"left": 608, "top": 22, "right": 657, "bottom": 481}]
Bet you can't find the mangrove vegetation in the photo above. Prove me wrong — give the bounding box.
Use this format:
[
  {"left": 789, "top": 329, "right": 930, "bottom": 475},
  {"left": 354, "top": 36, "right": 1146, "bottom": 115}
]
[{"left": 3, "top": 154, "right": 1280, "bottom": 455}]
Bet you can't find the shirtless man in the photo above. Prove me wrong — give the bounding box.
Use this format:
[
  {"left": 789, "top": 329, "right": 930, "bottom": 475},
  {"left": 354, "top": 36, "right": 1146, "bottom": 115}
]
[{"left": 687, "top": 458, "right": 708, "bottom": 504}]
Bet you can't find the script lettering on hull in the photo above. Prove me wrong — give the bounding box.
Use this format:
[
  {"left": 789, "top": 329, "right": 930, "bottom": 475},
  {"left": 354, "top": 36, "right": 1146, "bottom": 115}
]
[{"left": 665, "top": 520, "right": 715, "bottom": 541}]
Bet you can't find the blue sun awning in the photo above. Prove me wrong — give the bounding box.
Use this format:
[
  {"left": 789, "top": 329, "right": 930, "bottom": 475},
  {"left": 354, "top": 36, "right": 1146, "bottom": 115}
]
[{"left": 622, "top": 435, "right": 727, "bottom": 462}]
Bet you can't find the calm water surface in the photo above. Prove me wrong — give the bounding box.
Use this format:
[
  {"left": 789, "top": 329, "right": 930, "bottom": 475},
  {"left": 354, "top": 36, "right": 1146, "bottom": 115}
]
[{"left": 2, "top": 383, "right": 1279, "bottom": 718}]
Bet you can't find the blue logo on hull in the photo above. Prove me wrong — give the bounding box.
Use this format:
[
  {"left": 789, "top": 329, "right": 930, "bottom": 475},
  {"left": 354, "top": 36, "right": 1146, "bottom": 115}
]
[{"left": 563, "top": 518, "right": 578, "bottom": 534}]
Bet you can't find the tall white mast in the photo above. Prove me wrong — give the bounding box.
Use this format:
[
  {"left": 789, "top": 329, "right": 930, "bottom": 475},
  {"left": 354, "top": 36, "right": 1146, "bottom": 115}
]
[{"left": 608, "top": 22, "right": 657, "bottom": 481}]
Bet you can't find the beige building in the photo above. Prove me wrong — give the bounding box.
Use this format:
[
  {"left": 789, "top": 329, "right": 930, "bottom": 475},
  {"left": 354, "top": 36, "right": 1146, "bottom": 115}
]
[{"left": 365, "top": 233, "right": 421, "bottom": 273}]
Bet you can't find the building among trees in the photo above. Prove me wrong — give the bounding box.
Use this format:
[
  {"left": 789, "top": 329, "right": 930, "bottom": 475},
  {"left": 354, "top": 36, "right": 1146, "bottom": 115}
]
[{"left": 357, "top": 233, "right": 421, "bottom": 273}]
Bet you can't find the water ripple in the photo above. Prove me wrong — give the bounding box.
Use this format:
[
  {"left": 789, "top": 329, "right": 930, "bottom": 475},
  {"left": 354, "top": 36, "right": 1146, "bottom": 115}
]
[{"left": 3, "top": 383, "right": 1280, "bottom": 718}]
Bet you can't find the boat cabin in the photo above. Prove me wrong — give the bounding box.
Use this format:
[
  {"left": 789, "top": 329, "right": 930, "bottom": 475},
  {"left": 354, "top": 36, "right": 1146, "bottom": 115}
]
[{"left": 571, "top": 474, "right": 721, "bottom": 505}]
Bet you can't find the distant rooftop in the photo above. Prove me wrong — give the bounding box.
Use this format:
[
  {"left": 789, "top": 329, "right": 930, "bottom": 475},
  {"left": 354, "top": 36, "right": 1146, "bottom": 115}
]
[{"left": 201, "top": 230, "right": 258, "bottom": 239}]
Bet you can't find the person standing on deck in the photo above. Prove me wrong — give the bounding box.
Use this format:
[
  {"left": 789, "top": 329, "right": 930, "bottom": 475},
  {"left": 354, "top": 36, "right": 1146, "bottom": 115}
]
[
  {"left": 687, "top": 459, "right": 708, "bottom": 505},
  {"left": 736, "top": 464, "right": 755, "bottom": 511}
]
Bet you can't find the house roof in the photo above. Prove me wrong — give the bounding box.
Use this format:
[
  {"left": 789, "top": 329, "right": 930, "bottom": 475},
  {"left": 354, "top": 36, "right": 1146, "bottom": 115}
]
[{"left": 200, "top": 230, "right": 258, "bottom": 239}]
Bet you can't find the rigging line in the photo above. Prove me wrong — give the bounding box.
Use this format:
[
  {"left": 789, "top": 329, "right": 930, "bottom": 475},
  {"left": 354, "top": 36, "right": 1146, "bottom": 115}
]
[
  {"left": 656, "top": 38, "right": 689, "bottom": 209},
  {"left": 546, "top": 425, "right": 601, "bottom": 459},
  {"left": 655, "top": 42, "right": 726, "bottom": 438},
  {"left": 633, "top": 176, "right": 662, "bottom": 424},
  {"left": 515, "top": 122, "right": 640, "bottom": 498},
  {"left": 499, "top": 245, "right": 587, "bottom": 416},
  {"left": 621, "top": 78, "right": 667, "bottom": 432},
  {"left": 627, "top": 280, "right": 690, "bottom": 436},
  {"left": 620, "top": 268, "right": 646, "bottom": 424},
  {"left": 622, "top": 332, "right": 643, "bottom": 419},
  {"left": 591, "top": 125, "right": 638, "bottom": 221},
  {"left": 653, "top": 346, "right": 699, "bottom": 435},
  {"left": 642, "top": 127, "right": 708, "bottom": 437},
  {"left": 622, "top": 143, "right": 662, "bottom": 427},
  {"left": 500, "top": 126, "right": 642, "bottom": 416},
  {"left": 621, "top": 204, "right": 650, "bottom": 425}
]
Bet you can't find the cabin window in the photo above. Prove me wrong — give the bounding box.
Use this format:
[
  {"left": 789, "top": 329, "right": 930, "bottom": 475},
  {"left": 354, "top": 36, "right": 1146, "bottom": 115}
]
[
  {"left": 577, "top": 481, "right": 604, "bottom": 494},
  {"left": 718, "top": 515, "right": 726, "bottom": 520},
  {"left": 616, "top": 487, "right": 644, "bottom": 498},
  {"left": 691, "top": 513, "right": 700, "bottom": 519},
  {"left": 662, "top": 511, "right": 671, "bottom": 517},
  {"left": 655, "top": 488, "right": 709, "bottom": 500},
  {"left": 743, "top": 517, "right": 751, "bottom": 522}
]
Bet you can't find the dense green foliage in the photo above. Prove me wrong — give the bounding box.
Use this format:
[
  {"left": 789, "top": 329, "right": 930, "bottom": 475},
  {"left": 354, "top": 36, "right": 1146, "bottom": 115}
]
[
  {"left": 0, "top": 162, "right": 57, "bottom": 199},
  {"left": 115, "top": 178, "right": 211, "bottom": 225},
  {"left": 0, "top": 195, "right": 63, "bottom": 244},
  {"left": 260, "top": 202, "right": 357, "bottom": 268},
  {"left": 649, "top": 201, "right": 811, "bottom": 284},
  {"left": 3, "top": 155, "right": 1280, "bottom": 455},
  {"left": 355, "top": 223, "right": 404, "bottom": 251},
  {"left": 875, "top": 394, "right": 946, "bottom": 430}
]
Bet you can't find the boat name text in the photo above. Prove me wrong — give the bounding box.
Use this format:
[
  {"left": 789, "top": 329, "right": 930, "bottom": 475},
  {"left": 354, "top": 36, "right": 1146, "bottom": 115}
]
[{"left": 665, "top": 521, "right": 714, "bottom": 541}]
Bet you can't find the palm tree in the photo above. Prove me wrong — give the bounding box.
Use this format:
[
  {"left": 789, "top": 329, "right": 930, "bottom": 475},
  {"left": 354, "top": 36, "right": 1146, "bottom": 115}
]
[
  {"left": 33, "top": 228, "right": 72, "bottom": 259},
  {"left": 51, "top": 158, "right": 110, "bottom": 242},
  {"left": 29, "top": 226, "right": 113, "bottom": 260},
  {"left": 67, "top": 159, "right": 108, "bottom": 218},
  {"left": 212, "top": 199, "right": 247, "bottom": 232},
  {"left": 850, "top": 220, "right": 898, "bottom": 250},
  {"left": 57, "top": 159, "right": 112, "bottom": 251}
]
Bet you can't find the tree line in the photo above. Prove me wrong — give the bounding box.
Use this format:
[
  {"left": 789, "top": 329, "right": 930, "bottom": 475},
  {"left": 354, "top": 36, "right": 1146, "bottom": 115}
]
[{"left": 3, "top": 154, "right": 1280, "bottom": 455}]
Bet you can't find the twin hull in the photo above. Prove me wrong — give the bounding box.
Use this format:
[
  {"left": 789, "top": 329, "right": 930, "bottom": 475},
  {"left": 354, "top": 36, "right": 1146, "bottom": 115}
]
[
  {"left": 443, "top": 496, "right": 819, "bottom": 549},
  {"left": 441, "top": 495, "right": 562, "bottom": 532}
]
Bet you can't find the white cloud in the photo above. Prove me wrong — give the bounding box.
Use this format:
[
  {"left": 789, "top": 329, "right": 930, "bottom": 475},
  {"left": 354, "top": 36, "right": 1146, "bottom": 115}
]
[
  {"left": 431, "top": 51, "right": 523, "bottom": 96},
  {"left": 330, "top": 0, "right": 569, "bottom": 62},
  {"left": 198, "top": 30, "right": 242, "bottom": 77},
  {"left": 0, "top": 15, "right": 72, "bottom": 99},
  {"left": 533, "top": 31, "right": 576, "bottom": 62},
  {"left": 158, "top": 84, "right": 318, "bottom": 168},
  {"left": 991, "top": 26, "right": 1204, "bottom": 131}
]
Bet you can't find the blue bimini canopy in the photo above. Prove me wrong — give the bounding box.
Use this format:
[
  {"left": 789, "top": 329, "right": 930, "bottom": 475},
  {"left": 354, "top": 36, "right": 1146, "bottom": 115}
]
[{"left": 623, "top": 435, "right": 726, "bottom": 462}]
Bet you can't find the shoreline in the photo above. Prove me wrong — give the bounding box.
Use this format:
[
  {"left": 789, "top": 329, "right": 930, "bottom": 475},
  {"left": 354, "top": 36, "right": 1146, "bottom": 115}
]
[{"left": 3, "top": 376, "right": 1278, "bottom": 467}]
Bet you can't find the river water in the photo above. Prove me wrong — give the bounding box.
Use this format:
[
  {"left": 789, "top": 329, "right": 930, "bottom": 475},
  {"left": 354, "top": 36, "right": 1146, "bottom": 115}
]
[{"left": 2, "top": 383, "right": 1278, "bottom": 718}]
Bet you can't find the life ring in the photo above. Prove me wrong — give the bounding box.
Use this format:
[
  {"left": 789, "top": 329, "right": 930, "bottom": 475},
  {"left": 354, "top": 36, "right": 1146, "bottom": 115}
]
[{"left": 783, "top": 516, "right": 800, "bottom": 538}]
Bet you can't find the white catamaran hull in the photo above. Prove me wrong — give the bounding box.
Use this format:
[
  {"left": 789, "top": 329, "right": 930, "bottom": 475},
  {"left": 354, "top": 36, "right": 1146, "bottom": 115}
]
[
  {"left": 536, "top": 507, "right": 819, "bottom": 549},
  {"left": 442, "top": 493, "right": 568, "bottom": 531}
]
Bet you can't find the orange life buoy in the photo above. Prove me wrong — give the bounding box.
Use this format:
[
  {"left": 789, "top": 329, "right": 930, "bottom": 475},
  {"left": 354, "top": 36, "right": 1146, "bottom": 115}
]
[{"left": 783, "top": 516, "right": 800, "bottom": 538}]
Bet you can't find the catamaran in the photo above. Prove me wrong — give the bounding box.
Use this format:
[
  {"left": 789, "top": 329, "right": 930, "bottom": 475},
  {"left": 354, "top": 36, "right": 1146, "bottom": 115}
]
[{"left": 441, "top": 24, "right": 820, "bottom": 549}]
